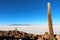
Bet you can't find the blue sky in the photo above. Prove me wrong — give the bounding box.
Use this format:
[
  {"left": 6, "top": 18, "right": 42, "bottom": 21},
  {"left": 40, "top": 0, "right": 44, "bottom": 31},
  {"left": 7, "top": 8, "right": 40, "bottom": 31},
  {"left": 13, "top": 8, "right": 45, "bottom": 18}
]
[{"left": 0, "top": 0, "right": 60, "bottom": 24}]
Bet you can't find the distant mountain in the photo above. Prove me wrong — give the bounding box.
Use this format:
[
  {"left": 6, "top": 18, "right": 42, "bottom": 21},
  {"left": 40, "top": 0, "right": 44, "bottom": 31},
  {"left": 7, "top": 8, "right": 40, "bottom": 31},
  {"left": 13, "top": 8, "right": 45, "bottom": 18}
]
[{"left": 8, "top": 24, "right": 32, "bottom": 26}]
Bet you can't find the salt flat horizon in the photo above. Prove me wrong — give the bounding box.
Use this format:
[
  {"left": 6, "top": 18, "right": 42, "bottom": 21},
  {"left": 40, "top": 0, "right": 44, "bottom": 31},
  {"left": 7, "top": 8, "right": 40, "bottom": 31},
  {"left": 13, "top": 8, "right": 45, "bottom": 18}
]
[{"left": 0, "top": 24, "right": 60, "bottom": 35}]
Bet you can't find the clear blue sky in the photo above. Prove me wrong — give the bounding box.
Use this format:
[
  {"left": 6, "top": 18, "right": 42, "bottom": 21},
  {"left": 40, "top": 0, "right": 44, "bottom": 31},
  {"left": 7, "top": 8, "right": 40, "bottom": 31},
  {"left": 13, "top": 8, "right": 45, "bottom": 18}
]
[{"left": 0, "top": 0, "right": 60, "bottom": 24}]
